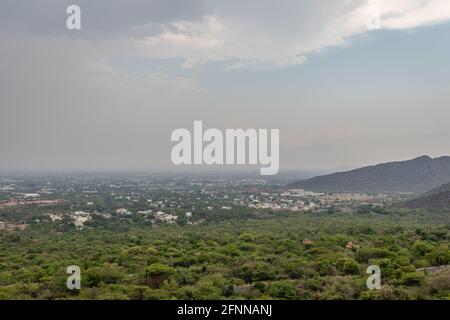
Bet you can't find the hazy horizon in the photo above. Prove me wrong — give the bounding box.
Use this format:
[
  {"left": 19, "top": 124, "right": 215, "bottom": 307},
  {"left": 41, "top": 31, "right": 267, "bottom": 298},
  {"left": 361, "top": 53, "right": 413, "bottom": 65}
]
[{"left": 1, "top": 154, "right": 449, "bottom": 178}]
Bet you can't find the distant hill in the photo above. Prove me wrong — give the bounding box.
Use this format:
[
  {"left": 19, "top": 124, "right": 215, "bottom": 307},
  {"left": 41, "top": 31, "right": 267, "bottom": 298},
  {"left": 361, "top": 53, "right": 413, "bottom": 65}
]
[
  {"left": 400, "top": 183, "right": 450, "bottom": 209},
  {"left": 291, "top": 155, "right": 450, "bottom": 193}
]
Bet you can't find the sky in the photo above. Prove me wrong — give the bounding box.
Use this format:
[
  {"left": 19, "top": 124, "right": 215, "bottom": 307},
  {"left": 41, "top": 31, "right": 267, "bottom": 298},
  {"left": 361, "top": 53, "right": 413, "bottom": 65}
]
[{"left": 1, "top": 0, "right": 450, "bottom": 173}]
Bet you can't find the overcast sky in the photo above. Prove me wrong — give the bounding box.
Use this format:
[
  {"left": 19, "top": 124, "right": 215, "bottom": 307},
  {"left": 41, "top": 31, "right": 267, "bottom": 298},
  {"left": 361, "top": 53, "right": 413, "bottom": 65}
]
[{"left": 1, "top": 0, "right": 450, "bottom": 172}]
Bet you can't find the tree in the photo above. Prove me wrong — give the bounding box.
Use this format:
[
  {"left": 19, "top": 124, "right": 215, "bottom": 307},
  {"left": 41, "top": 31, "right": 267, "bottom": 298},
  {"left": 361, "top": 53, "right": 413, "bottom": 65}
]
[
  {"left": 267, "top": 281, "right": 297, "bottom": 300},
  {"left": 342, "top": 259, "right": 361, "bottom": 275},
  {"left": 425, "top": 245, "right": 450, "bottom": 266},
  {"left": 401, "top": 272, "right": 424, "bottom": 286},
  {"left": 145, "top": 264, "right": 174, "bottom": 288},
  {"left": 412, "top": 241, "right": 433, "bottom": 257}
]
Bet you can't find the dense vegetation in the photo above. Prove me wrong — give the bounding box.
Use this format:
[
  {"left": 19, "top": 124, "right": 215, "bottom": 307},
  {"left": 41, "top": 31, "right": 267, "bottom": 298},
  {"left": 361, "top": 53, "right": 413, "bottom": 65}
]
[{"left": 1, "top": 210, "right": 449, "bottom": 300}]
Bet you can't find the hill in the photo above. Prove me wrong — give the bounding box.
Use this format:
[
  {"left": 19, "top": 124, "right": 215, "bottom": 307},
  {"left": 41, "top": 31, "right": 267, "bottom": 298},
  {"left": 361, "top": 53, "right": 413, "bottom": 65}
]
[
  {"left": 400, "top": 183, "right": 450, "bottom": 209},
  {"left": 291, "top": 155, "right": 450, "bottom": 193}
]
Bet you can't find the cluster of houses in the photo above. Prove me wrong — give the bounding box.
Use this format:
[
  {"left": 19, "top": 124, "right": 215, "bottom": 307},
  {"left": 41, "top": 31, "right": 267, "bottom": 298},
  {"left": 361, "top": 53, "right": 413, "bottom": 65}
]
[
  {"left": 72, "top": 211, "right": 92, "bottom": 230},
  {"left": 230, "top": 189, "right": 323, "bottom": 212},
  {"left": 47, "top": 208, "right": 183, "bottom": 230},
  {"left": 247, "top": 200, "right": 319, "bottom": 211}
]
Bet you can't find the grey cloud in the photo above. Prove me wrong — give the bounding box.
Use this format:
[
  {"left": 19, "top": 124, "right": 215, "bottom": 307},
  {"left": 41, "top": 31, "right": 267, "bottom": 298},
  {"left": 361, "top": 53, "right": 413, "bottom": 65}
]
[
  {"left": 1, "top": 1, "right": 450, "bottom": 172},
  {"left": 0, "top": 0, "right": 210, "bottom": 37}
]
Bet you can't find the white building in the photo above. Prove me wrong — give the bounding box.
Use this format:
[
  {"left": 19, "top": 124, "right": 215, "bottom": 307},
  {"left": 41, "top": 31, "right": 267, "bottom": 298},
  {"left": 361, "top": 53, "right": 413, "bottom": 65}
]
[{"left": 116, "top": 208, "right": 133, "bottom": 215}]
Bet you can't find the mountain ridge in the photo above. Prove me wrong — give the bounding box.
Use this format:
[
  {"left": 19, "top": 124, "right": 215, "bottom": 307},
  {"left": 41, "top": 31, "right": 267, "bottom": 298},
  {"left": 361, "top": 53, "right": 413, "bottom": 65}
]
[
  {"left": 400, "top": 182, "right": 450, "bottom": 209},
  {"left": 291, "top": 155, "right": 450, "bottom": 193}
]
